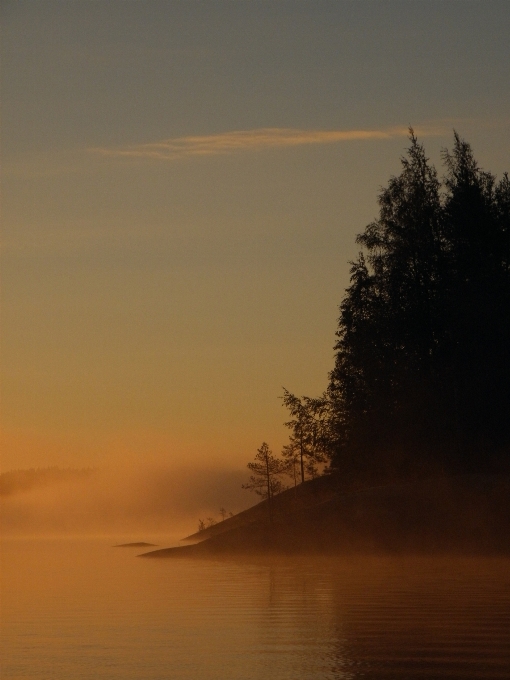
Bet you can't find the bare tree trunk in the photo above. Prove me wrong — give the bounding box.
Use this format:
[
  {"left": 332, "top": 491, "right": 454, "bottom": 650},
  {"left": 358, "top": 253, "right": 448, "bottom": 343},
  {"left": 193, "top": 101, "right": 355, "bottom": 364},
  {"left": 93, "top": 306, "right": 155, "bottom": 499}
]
[
  {"left": 299, "top": 419, "right": 305, "bottom": 484},
  {"left": 265, "top": 453, "right": 273, "bottom": 523}
]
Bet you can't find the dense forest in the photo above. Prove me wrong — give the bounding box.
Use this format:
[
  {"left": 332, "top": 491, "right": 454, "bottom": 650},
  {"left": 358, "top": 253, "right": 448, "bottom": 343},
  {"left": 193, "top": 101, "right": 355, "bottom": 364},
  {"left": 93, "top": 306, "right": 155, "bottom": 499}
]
[
  {"left": 246, "top": 132, "right": 510, "bottom": 499},
  {"left": 327, "top": 131, "right": 510, "bottom": 480}
]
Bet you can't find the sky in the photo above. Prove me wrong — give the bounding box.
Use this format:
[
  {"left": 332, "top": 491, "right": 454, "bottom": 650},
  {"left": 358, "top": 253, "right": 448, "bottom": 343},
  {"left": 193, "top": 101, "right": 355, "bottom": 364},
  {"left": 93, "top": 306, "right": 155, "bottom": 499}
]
[{"left": 2, "top": 0, "right": 510, "bottom": 475}]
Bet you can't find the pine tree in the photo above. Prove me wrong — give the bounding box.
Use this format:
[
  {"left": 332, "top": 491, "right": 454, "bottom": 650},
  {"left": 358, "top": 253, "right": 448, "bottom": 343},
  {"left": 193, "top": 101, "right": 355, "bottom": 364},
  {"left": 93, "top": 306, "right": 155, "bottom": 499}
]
[
  {"left": 328, "top": 131, "right": 510, "bottom": 478},
  {"left": 281, "top": 389, "right": 330, "bottom": 483},
  {"left": 242, "top": 442, "right": 287, "bottom": 521}
]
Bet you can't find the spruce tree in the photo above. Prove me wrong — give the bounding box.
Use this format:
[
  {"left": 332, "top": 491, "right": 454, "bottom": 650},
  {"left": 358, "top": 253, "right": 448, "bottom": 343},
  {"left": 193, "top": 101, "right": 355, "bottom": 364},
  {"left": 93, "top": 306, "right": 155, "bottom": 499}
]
[{"left": 328, "top": 132, "right": 510, "bottom": 478}]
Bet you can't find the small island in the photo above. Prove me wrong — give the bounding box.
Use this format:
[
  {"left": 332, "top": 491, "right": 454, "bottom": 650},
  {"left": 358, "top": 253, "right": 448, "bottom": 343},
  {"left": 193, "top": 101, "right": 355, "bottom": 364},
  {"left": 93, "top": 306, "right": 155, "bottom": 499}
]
[
  {"left": 139, "top": 472, "right": 510, "bottom": 558},
  {"left": 140, "top": 132, "right": 510, "bottom": 560}
]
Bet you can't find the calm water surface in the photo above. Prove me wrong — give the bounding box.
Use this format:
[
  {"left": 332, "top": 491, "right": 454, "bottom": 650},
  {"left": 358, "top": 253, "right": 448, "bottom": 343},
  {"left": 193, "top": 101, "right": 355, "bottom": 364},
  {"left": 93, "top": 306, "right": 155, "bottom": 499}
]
[{"left": 2, "top": 538, "right": 510, "bottom": 679}]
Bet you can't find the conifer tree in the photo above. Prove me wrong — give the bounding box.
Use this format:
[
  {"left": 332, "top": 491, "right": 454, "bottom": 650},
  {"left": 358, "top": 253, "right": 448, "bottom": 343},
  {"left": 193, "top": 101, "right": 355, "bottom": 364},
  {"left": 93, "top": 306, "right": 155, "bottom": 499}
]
[
  {"left": 281, "top": 389, "right": 330, "bottom": 483},
  {"left": 242, "top": 442, "right": 287, "bottom": 521},
  {"left": 328, "top": 131, "right": 510, "bottom": 477}
]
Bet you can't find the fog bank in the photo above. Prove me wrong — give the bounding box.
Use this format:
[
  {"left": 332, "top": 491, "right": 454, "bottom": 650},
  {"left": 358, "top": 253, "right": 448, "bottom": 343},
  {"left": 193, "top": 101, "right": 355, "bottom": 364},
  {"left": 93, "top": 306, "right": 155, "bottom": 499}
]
[{"left": 0, "top": 464, "right": 251, "bottom": 537}]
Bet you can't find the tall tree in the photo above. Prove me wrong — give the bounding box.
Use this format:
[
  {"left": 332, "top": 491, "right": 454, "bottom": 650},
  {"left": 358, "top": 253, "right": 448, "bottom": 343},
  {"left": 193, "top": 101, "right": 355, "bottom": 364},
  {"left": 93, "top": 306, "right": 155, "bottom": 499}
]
[
  {"left": 281, "top": 440, "right": 300, "bottom": 490},
  {"left": 328, "top": 131, "right": 510, "bottom": 477},
  {"left": 281, "top": 389, "right": 331, "bottom": 483},
  {"left": 439, "top": 135, "right": 510, "bottom": 466},
  {"left": 242, "top": 442, "right": 287, "bottom": 521}
]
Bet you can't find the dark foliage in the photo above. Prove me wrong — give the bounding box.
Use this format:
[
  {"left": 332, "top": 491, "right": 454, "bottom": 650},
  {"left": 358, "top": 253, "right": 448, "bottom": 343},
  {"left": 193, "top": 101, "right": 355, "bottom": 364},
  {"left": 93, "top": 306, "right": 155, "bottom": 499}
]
[
  {"left": 328, "top": 132, "right": 510, "bottom": 478},
  {"left": 242, "top": 442, "right": 288, "bottom": 521},
  {"left": 281, "top": 389, "right": 331, "bottom": 483}
]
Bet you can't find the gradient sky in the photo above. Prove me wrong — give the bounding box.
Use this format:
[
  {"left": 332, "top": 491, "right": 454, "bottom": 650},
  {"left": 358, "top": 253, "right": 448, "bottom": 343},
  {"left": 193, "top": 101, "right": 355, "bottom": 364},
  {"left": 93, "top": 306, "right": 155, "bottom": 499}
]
[{"left": 2, "top": 1, "right": 509, "bottom": 473}]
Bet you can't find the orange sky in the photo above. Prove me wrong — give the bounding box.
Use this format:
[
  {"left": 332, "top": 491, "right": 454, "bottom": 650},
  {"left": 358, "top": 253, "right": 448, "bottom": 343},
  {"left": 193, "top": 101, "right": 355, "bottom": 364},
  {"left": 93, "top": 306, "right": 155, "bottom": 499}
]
[{"left": 2, "top": 1, "right": 510, "bottom": 473}]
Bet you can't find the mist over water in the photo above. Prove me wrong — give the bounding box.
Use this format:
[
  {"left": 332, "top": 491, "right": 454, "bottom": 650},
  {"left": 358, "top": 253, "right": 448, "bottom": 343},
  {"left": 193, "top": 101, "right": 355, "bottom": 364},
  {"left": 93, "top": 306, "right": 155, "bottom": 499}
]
[
  {"left": 0, "top": 463, "right": 249, "bottom": 537},
  {"left": 2, "top": 467, "right": 509, "bottom": 679},
  {"left": 2, "top": 538, "right": 509, "bottom": 680}
]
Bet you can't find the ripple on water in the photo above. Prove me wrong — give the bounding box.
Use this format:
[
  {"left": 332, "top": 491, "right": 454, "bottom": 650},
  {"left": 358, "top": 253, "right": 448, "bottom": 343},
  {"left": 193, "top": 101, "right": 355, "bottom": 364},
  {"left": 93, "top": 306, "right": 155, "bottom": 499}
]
[{"left": 1, "top": 540, "right": 509, "bottom": 680}]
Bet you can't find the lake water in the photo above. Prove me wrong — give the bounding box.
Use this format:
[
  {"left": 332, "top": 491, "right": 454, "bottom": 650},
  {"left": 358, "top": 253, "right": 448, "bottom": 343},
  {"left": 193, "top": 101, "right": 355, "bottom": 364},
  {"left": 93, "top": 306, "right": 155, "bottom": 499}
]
[{"left": 2, "top": 538, "right": 510, "bottom": 679}]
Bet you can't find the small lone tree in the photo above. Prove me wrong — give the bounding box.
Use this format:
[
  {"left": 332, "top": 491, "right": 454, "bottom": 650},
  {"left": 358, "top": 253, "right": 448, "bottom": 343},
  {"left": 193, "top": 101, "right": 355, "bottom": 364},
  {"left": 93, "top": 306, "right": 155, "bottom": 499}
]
[{"left": 242, "top": 442, "right": 287, "bottom": 522}]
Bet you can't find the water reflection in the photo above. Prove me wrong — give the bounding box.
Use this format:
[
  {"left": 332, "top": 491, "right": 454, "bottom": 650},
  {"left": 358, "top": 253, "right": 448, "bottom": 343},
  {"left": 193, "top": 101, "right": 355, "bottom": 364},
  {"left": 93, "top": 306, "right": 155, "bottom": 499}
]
[
  {"left": 2, "top": 540, "right": 509, "bottom": 679},
  {"left": 231, "top": 555, "right": 510, "bottom": 679}
]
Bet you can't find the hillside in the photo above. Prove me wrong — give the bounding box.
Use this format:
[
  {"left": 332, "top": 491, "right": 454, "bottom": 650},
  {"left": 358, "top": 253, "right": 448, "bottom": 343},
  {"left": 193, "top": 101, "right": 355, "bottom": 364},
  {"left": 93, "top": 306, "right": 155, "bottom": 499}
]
[
  {"left": 182, "top": 473, "right": 340, "bottom": 543},
  {"left": 140, "top": 473, "right": 510, "bottom": 558}
]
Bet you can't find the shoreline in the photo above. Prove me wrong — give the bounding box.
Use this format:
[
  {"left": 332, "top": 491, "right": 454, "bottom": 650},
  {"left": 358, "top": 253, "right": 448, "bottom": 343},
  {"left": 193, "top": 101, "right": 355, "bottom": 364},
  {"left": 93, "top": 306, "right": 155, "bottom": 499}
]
[{"left": 138, "top": 473, "right": 510, "bottom": 558}]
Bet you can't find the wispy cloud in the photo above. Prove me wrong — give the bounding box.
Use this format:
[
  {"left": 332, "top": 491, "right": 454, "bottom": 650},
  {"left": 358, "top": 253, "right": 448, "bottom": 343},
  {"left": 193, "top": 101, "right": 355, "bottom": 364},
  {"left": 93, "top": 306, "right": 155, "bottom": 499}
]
[{"left": 90, "top": 125, "right": 446, "bottom": 161}]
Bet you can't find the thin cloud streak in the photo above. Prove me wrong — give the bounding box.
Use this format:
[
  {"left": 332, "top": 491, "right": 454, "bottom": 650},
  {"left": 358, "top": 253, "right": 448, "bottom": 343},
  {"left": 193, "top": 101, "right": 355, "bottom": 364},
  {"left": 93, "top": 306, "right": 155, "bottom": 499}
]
[{"left": 90, "top": 125, "right": 446, "bottom": 161}]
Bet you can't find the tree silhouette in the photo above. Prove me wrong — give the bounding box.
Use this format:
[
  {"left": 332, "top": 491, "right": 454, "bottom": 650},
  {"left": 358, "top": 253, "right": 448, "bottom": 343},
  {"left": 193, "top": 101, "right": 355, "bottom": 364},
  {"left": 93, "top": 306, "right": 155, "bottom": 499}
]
[
  {"left": 328, "top": 131, "right": 510, "bottom": 478},
  {"left": 281, "top": 440, "right": 300, "bottom": 490},
  {"left": 281, "top": 389, "right": 331, "bottom": 483},
  {"left": 242, "top": 442, "right": 287, "bottom": 521}
]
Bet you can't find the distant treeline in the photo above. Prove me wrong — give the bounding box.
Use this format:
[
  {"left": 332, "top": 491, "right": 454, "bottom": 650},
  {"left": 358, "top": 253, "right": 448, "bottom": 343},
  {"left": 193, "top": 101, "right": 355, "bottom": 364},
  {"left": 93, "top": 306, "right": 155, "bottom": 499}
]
[
  {"left": 0, "top": 467, "right": 96, "bottom": 496},
  {"left": 259, "top": 132, "right": 510, "bottom": 492}
]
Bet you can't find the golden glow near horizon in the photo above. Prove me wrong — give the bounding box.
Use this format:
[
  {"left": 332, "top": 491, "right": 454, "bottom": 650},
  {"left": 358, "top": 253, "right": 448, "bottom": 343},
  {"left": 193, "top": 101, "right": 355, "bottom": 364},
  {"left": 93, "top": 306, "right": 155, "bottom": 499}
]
[{"left": 2, "top": 2, "right": 509, "bottom": 474}]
